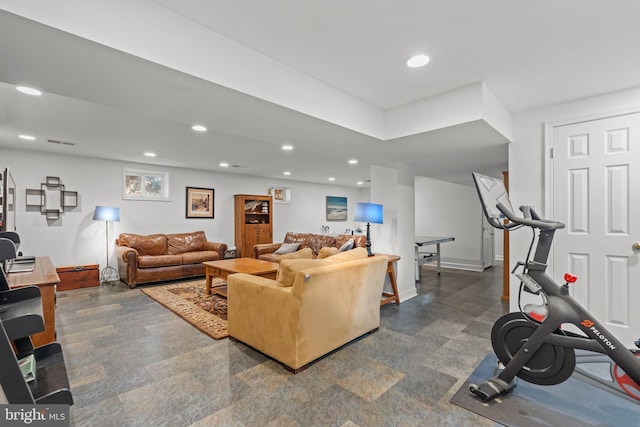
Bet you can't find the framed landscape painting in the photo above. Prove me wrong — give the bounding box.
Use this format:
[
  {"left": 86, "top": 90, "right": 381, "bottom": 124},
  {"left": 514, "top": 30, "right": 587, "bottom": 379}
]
[
  {"left": 326, "top": 196, "right": 347, "bottom": 221},
  {"left": 186, "top": 187, "right": 214, "bottom": 218}
]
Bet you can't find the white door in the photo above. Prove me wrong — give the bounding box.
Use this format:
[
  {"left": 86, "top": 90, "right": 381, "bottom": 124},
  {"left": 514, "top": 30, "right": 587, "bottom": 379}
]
[
  {"left": 553, "top": 112, "right": 640, "bottom": 348},
  {"left": 482, "top": 213, "right": 494, "bottom": 269}
]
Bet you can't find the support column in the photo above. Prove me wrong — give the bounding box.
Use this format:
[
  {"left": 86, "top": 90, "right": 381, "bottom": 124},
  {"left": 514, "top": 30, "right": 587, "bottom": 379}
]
[{"left": 370, "top": 163, "right": 417, "bottom": 303}]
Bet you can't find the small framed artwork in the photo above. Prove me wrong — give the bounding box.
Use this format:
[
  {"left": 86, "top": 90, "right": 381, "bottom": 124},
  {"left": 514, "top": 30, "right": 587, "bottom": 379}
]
[
  {"left": 267, "top": 186, "right": 291, "bottom": 203},
  {"left": 186, "top": 187, "right": 214, "bottom": 218},
  {"left": 326, "top": 196, "right": 348, "bottom": 221},
  {"left": 123, "top": 168, "right": 170, "bottom": 201}
]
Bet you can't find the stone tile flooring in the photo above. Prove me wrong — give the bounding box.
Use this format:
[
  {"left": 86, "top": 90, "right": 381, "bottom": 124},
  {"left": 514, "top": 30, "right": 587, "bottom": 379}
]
[{"left": 56, "top": 265, "right": 507, "bottom": 426}]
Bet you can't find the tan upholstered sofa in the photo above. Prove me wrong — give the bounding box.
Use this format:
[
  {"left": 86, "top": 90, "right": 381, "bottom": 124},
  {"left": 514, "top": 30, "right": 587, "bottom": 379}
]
[
  {"left": 252, "top": 232, "right": 366, "bottom": 262},
  {"left": 114, "top": 231, "right": 227, "bottom": 288},
  {"left": 227, "top": 247, "right": 388, "bottom": 372}
]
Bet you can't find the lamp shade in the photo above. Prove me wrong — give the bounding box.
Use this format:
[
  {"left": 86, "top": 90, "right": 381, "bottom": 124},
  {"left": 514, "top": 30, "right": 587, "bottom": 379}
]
[
  {"left": 353, "top": 202, "right": 383, "bottom": 224},
  {"left": 93, "top": 206, "right": 120, "bottom": 222}
]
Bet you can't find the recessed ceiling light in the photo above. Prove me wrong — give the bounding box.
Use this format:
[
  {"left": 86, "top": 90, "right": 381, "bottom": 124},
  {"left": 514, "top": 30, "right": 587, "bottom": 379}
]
[
  {"left": 283, "top": 171, "right": 291, "bottom": 176},
  {"left": 282, "top": 144, "right": 293, "bottom": 151},
  {"left": 406, "top": 54, "right": 430, "bottom": 68},
  {"left": 192, "top": 124, "right": 207, "bottom": 132},
  {"left": 328, "top": 177, "right": 335, "bottom": 181},
  {"left": 19, "top": 134, "right": 35, "bottom": 141},
  {"left": 357, "top": 181, "right": 364, "bottom": 185},
  {"left": 219, "top": 162, "right": 229, "bottom": 167},
  {"left": 16, "top": 86, "right": 42, "bottom": 96},
  {"left": 348, "top": 159, "right": 358, "bottom": 165},
  {"left": 144, "top": 152, "right": 156, "bottom": 157}
]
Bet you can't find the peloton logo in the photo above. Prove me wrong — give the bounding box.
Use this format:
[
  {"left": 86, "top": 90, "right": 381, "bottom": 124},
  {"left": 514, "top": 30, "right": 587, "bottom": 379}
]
[{"left": 582, "top": 320, "right": 616, "bottom": 350}]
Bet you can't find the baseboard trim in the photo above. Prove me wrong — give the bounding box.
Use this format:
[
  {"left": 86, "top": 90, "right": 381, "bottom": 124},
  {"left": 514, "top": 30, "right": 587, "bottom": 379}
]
[{"left": 438, "top": 261, "right": 484, "bottom": 272}]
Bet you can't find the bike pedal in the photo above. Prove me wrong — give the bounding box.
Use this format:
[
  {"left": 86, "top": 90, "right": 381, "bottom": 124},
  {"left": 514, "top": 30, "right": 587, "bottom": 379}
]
[{"left": 469, "top": 378, "right": 515, "bottom": 402}]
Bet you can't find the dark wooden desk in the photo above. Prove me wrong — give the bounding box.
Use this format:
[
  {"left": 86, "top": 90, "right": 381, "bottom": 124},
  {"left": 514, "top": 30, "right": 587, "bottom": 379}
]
[{"left": 7, "top": 256, "right": 59, "bottom": 347}]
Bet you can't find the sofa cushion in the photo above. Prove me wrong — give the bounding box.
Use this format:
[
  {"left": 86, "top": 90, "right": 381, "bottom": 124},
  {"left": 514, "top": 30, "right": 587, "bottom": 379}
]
[
  {"left": 326, "top": 247, "right": 368, "bottom": 262},
  {"left": 276, "top": 258, "right": 334, "bottom": 287},
  {"left": 284, "top": 232, "right": 335, "bottom": 255},
  {"left": 181, "top": 251, "right": 219, "bottom": 264},
  {"left": 119, "top": 233, "right": 167, "bottom": 256},
  {"left": 138, "top": 254, "right": 182, "bottom": 268},
  {"left": 317, "top": 247, "right": 339, "bottom": 259},
  {"left": 275, "top": 248, "right": 368, "bottom": 287},
  {"left": 279, "top": 247, "right": 313, "bottom": 260},
  {"left": 258, "top": 253, "right": 280, "bottom": 263},
  {"left": 274, "top": 242, "right": 301, "bottom": 255},
  {"left": 168, "top": 231, "right": 206, "bottom": 254}
]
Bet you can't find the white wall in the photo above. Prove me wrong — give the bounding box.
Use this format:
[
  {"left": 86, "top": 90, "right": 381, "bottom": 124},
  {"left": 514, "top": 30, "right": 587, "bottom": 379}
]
[
  {"left": 414, "top": 175, "right": 484, "bottom": 270},
  {"left": 510, "top": 86, "right": 640, "bottom": 310},
  {"left": 0, "top": 148, "right": 365, "bottom": 270}
]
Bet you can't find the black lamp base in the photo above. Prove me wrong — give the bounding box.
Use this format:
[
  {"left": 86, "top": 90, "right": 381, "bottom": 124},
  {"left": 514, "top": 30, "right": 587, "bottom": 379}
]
[{"left": 365, "top": 222, "right": 373, "bottom": 257}]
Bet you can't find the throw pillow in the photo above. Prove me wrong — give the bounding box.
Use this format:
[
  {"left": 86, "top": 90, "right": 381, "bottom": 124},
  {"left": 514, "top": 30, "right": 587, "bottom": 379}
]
[
  {"left": 318, "top": 247, "right": 339, "bottom": 259},
  {"left": 276, "top": 258, "right": 332, "bottom": 287},
  {"left": 338, "top": 238, "right": 354, "bottom": 252},
  {"left": 274, "top": 242, "right": 301, "bottom": 255},
  {"left": 327, "top": 247, "right": 368, "bottom": 262},
  {"left": 278, "top": 247, "right": 313, "bottom": 260}
]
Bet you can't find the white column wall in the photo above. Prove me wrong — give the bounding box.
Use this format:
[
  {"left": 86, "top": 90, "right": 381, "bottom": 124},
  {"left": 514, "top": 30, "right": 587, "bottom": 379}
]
[{"left": 370, "top": 163, "right": 417, "bottom": 302}]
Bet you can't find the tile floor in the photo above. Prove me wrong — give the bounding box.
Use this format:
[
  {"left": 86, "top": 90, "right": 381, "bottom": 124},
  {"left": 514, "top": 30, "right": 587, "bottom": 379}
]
[{"left": 56, "top": 264, "right": 508, "bottom": 426}]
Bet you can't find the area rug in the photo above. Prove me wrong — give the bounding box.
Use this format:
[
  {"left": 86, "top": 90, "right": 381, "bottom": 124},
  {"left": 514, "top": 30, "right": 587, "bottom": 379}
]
[
  {"left": 451, "top": 353, "right": 640, "bottom": 427},
  {"left": 141, "top": 278, "right": 228, "bottom": 340}
]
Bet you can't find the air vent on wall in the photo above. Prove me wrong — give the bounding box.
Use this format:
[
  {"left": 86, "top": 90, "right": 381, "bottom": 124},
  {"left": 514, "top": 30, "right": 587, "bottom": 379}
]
[
  {"left": 231, "top": 164, "right": 248, "bottom": 168},
  {"left": 47, "top": 139, "right": 77, "bottom": 147}
]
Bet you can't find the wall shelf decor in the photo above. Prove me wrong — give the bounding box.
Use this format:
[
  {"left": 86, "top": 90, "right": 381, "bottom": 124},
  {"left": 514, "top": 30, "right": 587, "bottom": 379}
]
[
  {"left": 26, "top": 176, "right": 78, "bottom": 221},
  {"left": 267, "top": 186, "right": 291, "bottom": 204}
]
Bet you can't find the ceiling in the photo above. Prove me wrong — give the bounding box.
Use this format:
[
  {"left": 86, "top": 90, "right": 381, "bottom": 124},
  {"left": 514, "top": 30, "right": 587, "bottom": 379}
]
[{"left": 1, "top": 1, "right": 639, "bottom": 187}]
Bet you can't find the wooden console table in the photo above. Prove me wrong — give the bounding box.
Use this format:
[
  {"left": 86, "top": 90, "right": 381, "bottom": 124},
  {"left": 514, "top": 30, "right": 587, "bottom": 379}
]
[
  {"left": 378, "top": 254, "right": 400, "bottom": 306},
  {"left": 7, "top": 256, "right": 59, "bottom": 347}
]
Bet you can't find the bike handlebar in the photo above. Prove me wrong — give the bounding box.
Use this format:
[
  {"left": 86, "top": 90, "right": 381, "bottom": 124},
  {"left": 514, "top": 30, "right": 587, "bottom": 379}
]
[{"left": 497, "top": 202, "right": 565, "bottom": 231}]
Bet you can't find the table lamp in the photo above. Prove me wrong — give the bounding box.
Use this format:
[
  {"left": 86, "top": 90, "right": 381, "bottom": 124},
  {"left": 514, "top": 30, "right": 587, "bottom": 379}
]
[
  {"left": 93, "top": 206, "right": 120, "bottom": 283},
  {"left": 354, "top": 202, "right": 383, "bottom": 256}
]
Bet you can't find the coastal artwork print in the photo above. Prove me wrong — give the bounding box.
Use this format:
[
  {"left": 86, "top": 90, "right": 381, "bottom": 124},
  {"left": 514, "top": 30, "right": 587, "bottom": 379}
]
[{"left": 326, "top": 196, "right": 347, "bottom": 221}]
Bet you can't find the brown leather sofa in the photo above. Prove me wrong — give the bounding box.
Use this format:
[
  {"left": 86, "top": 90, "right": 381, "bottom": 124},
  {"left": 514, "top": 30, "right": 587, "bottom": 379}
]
[
  {"left": 252, "top": 232, "right": 366, "bottom": 262},
  {"left": 114, "top": 231, "right": 227, "bottom": 288}
]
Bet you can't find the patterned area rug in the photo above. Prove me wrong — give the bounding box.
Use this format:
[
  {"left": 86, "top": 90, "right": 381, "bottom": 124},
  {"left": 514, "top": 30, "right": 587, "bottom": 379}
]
[{"left": 141, "top": 278, "right": 228, "bottom": 340}]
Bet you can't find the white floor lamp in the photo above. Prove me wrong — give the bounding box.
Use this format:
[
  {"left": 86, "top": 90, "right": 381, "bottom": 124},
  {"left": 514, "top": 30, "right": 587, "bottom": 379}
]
[{"left": 93, "top": 206, "right": 120, "bottom": 283}]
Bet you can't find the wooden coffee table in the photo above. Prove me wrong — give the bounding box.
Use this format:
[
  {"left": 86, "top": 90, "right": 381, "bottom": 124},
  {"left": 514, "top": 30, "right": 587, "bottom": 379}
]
[{"left": 203, "top": 258, "right": 279, "bottom": 296}]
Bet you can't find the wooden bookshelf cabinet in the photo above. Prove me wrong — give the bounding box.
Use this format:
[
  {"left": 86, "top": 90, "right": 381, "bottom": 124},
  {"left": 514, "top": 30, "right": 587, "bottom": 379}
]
[{"left": 234, "top": 194, "right": 273, "bottom": 258}]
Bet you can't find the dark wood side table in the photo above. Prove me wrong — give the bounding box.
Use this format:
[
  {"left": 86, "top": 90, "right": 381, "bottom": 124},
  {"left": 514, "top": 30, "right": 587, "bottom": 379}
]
[
  {"left": 377, "top": 254, "right": 401, "bottom": 306},
  {"left": 7, "top": 256, "right": 59, "bottom": 347}
]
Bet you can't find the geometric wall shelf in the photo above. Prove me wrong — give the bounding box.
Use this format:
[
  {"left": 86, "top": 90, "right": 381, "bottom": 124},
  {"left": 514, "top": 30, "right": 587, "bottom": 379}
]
[{"left": 26, "top": 176, "right": 78, "bottom": 221}]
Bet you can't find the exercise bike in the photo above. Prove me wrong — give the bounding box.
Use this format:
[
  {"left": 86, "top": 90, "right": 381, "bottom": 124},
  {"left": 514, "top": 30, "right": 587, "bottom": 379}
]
[{"left": 469, "top": 172, "right": 640, "bottom": 403}]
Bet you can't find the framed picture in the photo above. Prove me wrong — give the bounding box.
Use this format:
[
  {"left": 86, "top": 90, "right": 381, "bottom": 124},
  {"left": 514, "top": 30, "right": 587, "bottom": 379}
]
[
  {"left": 186, "top": 187, "right": 214, "bottom": 218},
  {"left": 123, "top": 169, "right": 170, "bottom": 201},
  {"left": 267, "top": 186, "right": 291, "bottom": 203},
  {"left": 326, "top": 196, "right": 347, "bottom": 221}
]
